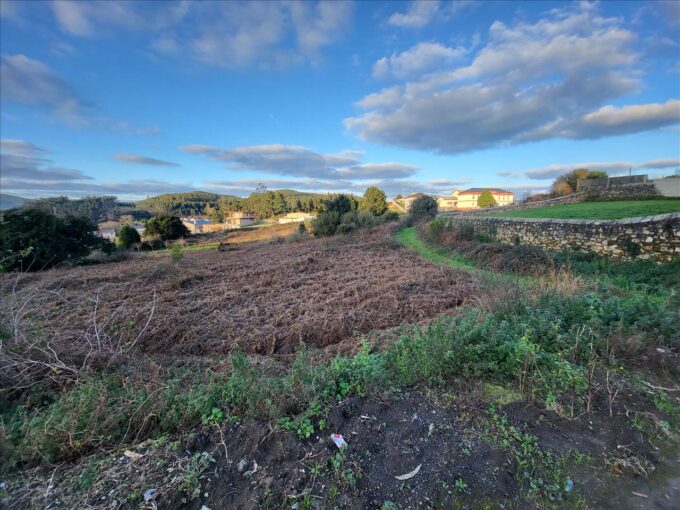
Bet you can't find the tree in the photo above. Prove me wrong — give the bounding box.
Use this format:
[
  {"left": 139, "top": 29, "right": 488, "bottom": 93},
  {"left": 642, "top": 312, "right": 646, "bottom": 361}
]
[
  {"left": 359, "top": 186, "right": 388, "bottom": 216},
  {"left": 0, "top": 209, "right": 111, "bottom": 272},
  {"left": 324, "top": 194, "right": 355, "bottom": 215},
  {"left": 477, "top": 189, "right": 497, "bottom": 208},
  {"left": 143, "top": 215, "right": 189, "bottom": 241},
  {"left": 117, "top": 224, "right": 141, "bottom": 249},
  {"left": 394, "top": 194, "right": 403, "bottom": 200},
  {"left": 409, "top": 195, "right": 438, "bottom": 220},
  {"left": 551, "top": 169, "right": 608, "bottom": 195}
]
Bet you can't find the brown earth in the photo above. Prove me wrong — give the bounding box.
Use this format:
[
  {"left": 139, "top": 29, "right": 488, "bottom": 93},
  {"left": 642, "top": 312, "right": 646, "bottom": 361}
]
[
  {"left": 0, "top": 225, "right": 479, "bottom": 365},
  {"left": 6, "top": 384, "right": 678, "bottom": 509}
]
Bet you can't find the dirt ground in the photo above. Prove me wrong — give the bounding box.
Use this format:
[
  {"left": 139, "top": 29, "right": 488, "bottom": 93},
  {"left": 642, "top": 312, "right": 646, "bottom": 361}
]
[
  {"left": 0, "top": 225, "right": 479, "bottom": 364},
  {"left": 6, "top": 383, "right": 678, "bottom": 510}
]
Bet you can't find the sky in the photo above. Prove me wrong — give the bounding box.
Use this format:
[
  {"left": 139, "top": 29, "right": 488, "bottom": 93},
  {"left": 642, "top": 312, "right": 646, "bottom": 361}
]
[{"left": 1, "top": 0, "right": 679, "bottom": 201}]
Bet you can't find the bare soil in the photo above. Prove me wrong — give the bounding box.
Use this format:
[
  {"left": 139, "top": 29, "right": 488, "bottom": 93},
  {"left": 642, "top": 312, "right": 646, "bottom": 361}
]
[
  {"left": 1, "top": 225, "right": 479, "bottom": 363},
  {"left": 6, "top": 384, "right": 678, "bottom": 509}
]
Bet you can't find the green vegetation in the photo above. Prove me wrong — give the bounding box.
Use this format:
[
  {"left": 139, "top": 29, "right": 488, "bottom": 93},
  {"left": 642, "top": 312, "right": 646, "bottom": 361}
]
[
  {"left": 487, "top": 199, "right": 680, "bottom": 220},
  {"left": 359, "top": 186, "right": 388, "bottom": 216},
  {"left": 21, "top": 196, "right": 119, "bottom": 223},
  {"left": 552, "top": 168, "right": 608, "bottom": 195},
  {"left": 477, "top": 189, "right": 497, "bottom": 208},
  {"left": 313, "top": 193, "right": 396, "bottom": 236},
  {"left": 3, "top": 280, "right": 677, "bottom": 471},
  {"left": 143, "top": 215, "right": 190, "bottom": 241},
  {"left": 116, "top": 223, "right": 140, "bottom": 249},
  {"left": 408, "top": 195, "right": 438, "bottom": 220},
  {"left": 395, "top": 227, "right": 475, "bottom": 271},
  {"left": 0, "top": 208, "right": 112, "bottom": 272}
]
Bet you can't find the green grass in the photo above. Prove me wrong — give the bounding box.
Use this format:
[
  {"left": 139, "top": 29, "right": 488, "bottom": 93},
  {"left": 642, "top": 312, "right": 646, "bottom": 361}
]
[
  {"left": 486, "top": 199, "right": 680, "bottom": 220},
  {"left": 394, "top": 227, "right": 475, "bottom": 270}
]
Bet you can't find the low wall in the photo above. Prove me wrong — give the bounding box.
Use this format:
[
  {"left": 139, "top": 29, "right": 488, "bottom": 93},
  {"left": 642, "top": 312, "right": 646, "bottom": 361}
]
[
  {"left": 587, "top": 183, "right": 660, "bottom": 200},
  {"left": 441, "top": 213, "right": 680, "bottom": 262},
  {"left": 440, "top": 192, "right": 587, "bottom": 217},
  {"left": 652, "top": 177, "right": 680, "bottom": 197}
]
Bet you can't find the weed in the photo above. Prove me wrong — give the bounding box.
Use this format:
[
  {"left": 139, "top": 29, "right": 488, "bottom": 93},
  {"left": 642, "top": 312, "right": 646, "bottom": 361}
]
[{"left": 177, "top": 451, "right": 215, "bottom": 503}]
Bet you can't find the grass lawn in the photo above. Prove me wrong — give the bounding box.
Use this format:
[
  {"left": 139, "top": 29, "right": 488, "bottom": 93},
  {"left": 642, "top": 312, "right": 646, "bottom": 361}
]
[{"left": 486, "top": 199, "right": 680, "bottom": 220}]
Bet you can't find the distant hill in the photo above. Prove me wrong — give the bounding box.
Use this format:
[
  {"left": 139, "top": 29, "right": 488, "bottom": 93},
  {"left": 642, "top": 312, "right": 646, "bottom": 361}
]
[{"left": 0, "top": 193, "right": 28, "bottom": 210}]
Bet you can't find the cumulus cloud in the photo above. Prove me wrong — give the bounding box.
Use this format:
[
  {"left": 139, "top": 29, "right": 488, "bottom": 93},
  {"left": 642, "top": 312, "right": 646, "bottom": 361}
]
[
  {"left": 114, "top": 153, "right": 180, "bottom": 167},
  {"left": 347, "top": 5, "right": 680, "bottom": 154},
  {"left": 372, "top": 42, "right": 465, "bottom": 79},
  {"left": 523, "top": 158, "right": 680, "bottom": 180},
  {"left": 387, "top": 1, "right": 474, "bottom": 29},
  {"left": 182, "top": 143, "right": 448, "bottom": 197},
  {"left": 388, "top": 0, "right": 441, "bottom": 29}
]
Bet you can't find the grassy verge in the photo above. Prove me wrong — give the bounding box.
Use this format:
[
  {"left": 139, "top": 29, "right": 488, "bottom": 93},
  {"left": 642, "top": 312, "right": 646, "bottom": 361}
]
[
  {"left": 394, "top": 227, "right": 477, "bottom": 271},
  {"left": 485, "top": 199, "right": 680, "bottom": 220}
]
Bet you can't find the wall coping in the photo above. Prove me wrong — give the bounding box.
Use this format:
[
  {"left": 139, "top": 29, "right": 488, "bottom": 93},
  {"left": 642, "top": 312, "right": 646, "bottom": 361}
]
[{"left": 445, "top": 212, "right": 680, "bottom": 226}]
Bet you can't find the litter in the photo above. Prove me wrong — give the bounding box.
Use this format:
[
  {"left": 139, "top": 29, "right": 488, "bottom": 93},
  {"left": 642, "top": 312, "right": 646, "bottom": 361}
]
[
  {"left": 244, "top": 461, "right": 259, "bottom": 478},
  {"left": 564, "top": 479, "right": 574, "bottom": 492},
  {"left": 330, "top": 434, "right": 347, "bottom": 448},
  {"left": 124, "top": 450, "right": 144, "bottom": 462},
  {"left": 632, "top": 491, "right": 649, "bottom": 499},
  {"left": 395, "top": 464, "right": 422, "bottom": 480},
  {"left": 143, "top": 488, "right": 158, "bottom": 503}
]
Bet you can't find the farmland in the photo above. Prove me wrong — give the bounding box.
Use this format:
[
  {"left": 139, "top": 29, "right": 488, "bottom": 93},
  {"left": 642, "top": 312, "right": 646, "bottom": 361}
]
[
  {"left": 485, "top": 198, "right": 680, "bottom": 220},
  {"left": 2, "top": 221, "right": 679, "bottom": 509}
]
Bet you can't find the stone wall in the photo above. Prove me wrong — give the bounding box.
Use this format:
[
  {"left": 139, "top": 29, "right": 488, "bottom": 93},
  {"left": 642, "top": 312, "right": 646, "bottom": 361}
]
[
  {"left": 440, "top": 192, "right": 587, "bottom": 217},
  {"left": 587, "top": 183, "right": 660, "bottom": 200},
  {"left": 577, "top": 175, "right": 648, "bottom": 191},
  {"left": 441, "top": 213, "right": 680, "bottom": 262}
]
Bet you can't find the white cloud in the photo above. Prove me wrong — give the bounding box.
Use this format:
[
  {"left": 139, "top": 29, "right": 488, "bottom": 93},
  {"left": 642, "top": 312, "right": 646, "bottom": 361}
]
[
  {"left": 388, "top": 1, "right": 441, "bottom": 29},
  {"left": 113, "top": 154, "right": 180, "bottom": 167},
  {"left": 337, "top": 163, "right": 419, "bottom": 179},
  {"left": 47, "top": 1, "right": 350, "bottom": 70},
  {"left": 347, "top": 5, "right": 679, "bottom": 154},
  {"left": 372, "top": 42, "right": 465, "bottom": 79},
  {"left": 523, "top": 158, "right": 680, "bottom": 180},
  {"left": 0, "top": 138, "right": 92, "bottom": 184},
  {"left": 1, "top": 54, "right": 160, "bottom": 134},
  {"left": 0, "top": 54, "right": 88, "bottom": 125}
]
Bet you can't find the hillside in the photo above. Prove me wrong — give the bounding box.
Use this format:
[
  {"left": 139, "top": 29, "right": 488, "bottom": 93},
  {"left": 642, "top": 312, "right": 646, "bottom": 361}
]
[{"left": 0, "top": 193, "right": 27, "bottom": 210}]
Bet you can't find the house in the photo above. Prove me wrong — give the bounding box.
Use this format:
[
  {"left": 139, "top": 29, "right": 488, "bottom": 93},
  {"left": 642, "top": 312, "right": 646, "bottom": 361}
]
[
  {"left": 182, "top": 218, "right": 216, "bottom": 234},
  {"left": 278, "top": 212, "right": 316, "bottom": 224},
  {"left": 182, "top": 211, "right": 257, "bottom": 234},
  {"left": 222, "top": 211, "right": 256, "bottom": 228},
  {"left": 402, "top": 192, "right": 426, "bottom": 211},
  {"left": 438, "top": 188, "right": 514, "bottom": 211}
]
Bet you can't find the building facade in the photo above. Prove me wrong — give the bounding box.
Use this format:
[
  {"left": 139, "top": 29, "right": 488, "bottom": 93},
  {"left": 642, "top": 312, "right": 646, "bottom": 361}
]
[{"left": 438, "top": 188, "right": 514, "bottom": 211}]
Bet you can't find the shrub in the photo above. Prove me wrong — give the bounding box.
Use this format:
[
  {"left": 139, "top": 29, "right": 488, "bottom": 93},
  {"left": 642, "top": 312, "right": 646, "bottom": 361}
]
[
  {"left": 143, "top": 215, "right": 189, "bottom": 241},
  {"left": 0, "top": 209, "right": 112, "bottom": 272},
  {"left": 117, "top": 224, "right": 141, "bottom": 249},
  {"left": 381, "top": 211, "right": 400, "bottom": 223},
  {"left": 409, "top": 195, "right": 438, "bottom": 220},
  {"left": 313, "top": 211, "right": 341, "bottom": 236},
  {"left": 297, "top": 222, "right": 307, "bottom": 234}
]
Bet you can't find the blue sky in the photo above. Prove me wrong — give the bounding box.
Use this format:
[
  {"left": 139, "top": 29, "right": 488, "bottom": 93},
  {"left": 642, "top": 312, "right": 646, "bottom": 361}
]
[{"left": 1, "top": 0, "right": 679, "bottom": 200}]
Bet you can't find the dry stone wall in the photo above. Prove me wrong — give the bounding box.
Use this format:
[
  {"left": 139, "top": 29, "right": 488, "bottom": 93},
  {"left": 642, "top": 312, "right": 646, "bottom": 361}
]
[{"left": 442, "top": 213, "right": 680, "bottom": 262}]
